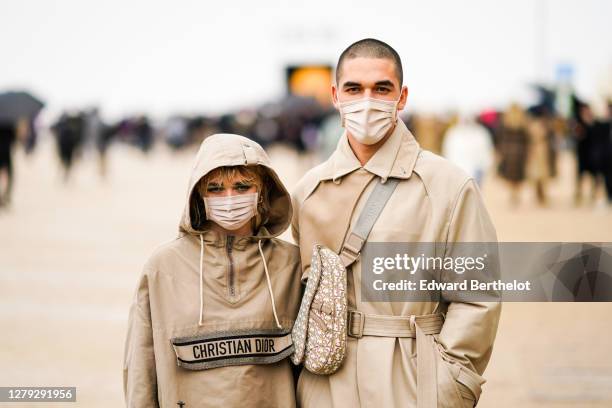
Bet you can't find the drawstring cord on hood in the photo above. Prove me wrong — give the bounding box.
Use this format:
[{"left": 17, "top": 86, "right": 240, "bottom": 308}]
[
  {"left": 258, "top": 239, "right": 282, "bottom": 329},
  {"left": 181, "top": 134, "right": 292, "bottom": 329},
  {"left": 198, "top": 234, "right": 204, "bottom": 326}
]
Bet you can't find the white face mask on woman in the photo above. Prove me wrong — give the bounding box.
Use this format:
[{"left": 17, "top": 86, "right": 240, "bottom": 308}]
[
  {"left": 203, "top": 192, "right": 258, "bottom": 231},
  {"left": 337, "top": 96, "right": 400, "bottom": 145}
]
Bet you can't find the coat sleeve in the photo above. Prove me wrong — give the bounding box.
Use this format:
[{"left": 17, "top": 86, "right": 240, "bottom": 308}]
[
  {"left": 290, "top": 191, "right": 300, "bottom": 247},
  {"left": 123, "top": 267, "right": 159, "bottom": 408},
  {"left": 438, "top": 178, "right": 502, "bottom": 376},
  {"left": 291, "top": 189, "right": 310, "bottom": 283}
]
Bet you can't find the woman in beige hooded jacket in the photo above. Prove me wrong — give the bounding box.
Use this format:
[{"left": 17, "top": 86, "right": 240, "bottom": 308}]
[{"left": 123, "top": 134, "right": 302, "bottom": 408}]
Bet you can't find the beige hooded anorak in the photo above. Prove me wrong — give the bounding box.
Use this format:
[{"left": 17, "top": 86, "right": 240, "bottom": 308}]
[
  {"left": 123, "top": 134, "right": 302, "bottom": 408},
  {"left": 291, "top": 120, "right": 501, "bottom": 407}
]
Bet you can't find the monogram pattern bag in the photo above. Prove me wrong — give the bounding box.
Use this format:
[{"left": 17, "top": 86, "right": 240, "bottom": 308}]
[
  {"left": 291, "top": 244, "right": 347, "bottom": 374},
  {"left": 291, "top": 178, "right": 399, "bottom": 375}
]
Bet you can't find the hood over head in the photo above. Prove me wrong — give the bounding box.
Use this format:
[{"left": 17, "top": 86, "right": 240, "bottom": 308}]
[{"left": 179, "top": 133, "right": 291, "bottom": 239}]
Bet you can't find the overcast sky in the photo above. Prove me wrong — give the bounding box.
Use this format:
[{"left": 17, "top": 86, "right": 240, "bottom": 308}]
[{"left": 1, "top": 0, "right": 611, "bottom": 120}]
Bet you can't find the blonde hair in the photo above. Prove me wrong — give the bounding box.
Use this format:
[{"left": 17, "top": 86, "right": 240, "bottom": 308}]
[
  {"left": 190, "top": 166, "right": 270, "bottom": 232},
  {"left": 503, "top": 103, "right": 526, "bottom": 130}
]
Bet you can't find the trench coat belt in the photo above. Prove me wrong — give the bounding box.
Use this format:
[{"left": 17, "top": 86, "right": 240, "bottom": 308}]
[{"left": 347, "top": 311, "right": 443, "bottom": 408}]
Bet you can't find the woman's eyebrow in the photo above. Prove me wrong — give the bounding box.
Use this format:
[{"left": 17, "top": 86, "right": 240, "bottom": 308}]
[{"left": 233, "top": 180, "right": 252, "bottom": 186}]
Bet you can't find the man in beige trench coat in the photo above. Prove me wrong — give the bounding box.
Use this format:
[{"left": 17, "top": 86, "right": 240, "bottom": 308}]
[{"left": 291, "top": 38, "right": 501, "bottom": 407}]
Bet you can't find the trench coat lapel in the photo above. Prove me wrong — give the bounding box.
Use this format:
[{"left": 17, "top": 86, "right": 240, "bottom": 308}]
[{"left": 300, "top": 169, "right": 375, "bottom": 258}]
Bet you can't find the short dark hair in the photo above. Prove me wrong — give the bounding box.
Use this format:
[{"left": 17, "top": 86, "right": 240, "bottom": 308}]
[{"left": 336, "top": 38, "right": 403, "bottom": 87}]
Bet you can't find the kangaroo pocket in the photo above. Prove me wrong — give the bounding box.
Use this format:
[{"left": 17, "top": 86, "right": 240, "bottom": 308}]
[{"left": 433, "top": 340, "right": 485, "bottom": 408}]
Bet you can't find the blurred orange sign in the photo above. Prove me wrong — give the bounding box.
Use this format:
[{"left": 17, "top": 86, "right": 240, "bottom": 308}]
[{"left": 286, "top": 65, "right": 333, "bottom": 107}]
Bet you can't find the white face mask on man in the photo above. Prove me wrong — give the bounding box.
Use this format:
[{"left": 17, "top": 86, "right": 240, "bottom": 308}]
[
  {"left": 337, "top": 96, "right": 401, "bottom": 145},
  {"left": 203, "top": 192, "right": 258, "bottom": 231}
]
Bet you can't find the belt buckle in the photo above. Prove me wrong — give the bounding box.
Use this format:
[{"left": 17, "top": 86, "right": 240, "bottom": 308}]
[{"left": 347, "top": 310, "right": 365, "bottom": 338}]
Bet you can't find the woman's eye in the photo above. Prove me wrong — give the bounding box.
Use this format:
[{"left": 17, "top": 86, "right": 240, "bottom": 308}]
[
  {"left": 207, "top": 186, "right": 223, "bottom": 193},
  {"left": 235, "top": 184, "right": 252, "bottom": 192}
]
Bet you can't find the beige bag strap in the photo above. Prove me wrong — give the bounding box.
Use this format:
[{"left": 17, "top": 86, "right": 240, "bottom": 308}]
[{"left": 339, "top": 178, "right": 400, "bottom": 267}]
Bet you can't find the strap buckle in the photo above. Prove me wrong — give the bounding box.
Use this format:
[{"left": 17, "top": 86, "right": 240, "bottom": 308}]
[
  {"left": 347, "top": 310, "right": 365, "bottom": 338},
  {"left": 340, "top": 233, "right": 364, "bottom": 267},
  {"left": 342, "top": 243, "right": 360, "bottom": 259}
]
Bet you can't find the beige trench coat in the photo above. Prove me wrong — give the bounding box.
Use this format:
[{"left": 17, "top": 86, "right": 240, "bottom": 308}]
[
  {"left": 291, "top": 120, "right": 501, "bottom": 407},
  {"left": 123, "top": 134, "right": 302, "bottom": 407}
]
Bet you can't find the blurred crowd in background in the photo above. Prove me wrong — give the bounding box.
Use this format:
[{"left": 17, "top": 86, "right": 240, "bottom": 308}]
[{"left": 1, "top": 85, "right": 611, "bottom": 210}]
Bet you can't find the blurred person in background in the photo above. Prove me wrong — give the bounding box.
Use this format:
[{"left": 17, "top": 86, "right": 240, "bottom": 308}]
[
  {"left": 477, "top": 108, "right": 499, "bottom": 140},
  {"left": 497, "top": 103, "right": 529, "bottom": 206},
  {"left": 135, "top": 115, "right": 154, "bottom": 153},
  {"left": 252, "top": 111, "right": 280, "bottom": 148},
  {"left": 51, "top": 112, "right": 84, "bottom": 182},
  {"left": 123, "top": 134, "right": 302, "bottom": 408},
  {"left": 0, "top": 90, "right": 42, "bottom": 205},
  {"left": 0, "top": 118, "right": 30, "bottom": 207},
  {"left": 83, "top": 107, "right": 102, "bottom": 148},
  {"left": 442, "top": 112, "right": 494, "bottom": 186},
  {"left": 96, "top": 123, "right": 116, "bottom": 179},
  {"left": 411, "top": 113, "right": 445, "bottom": 154},
  {"left": 317, "top": 112, "right": 343, "bottom": 161},
  {"left": 191, "top": 116, "right": 216, "bottom": 145},
  {"left": 573, "top": 100, "right": 604, "bottom": 205},
  {"left": 525, "top": 106, "right": 556, "bottom": 206},
  {"left": 164, "top": 115, "right": 189, "bottom": 150},
  {"left": 82, "top": 107, "right": 113, "bottom": 179},
  {"left": 23, "top": 117, "right": 38, "bottom": 155},
  {"left": 0, "top": 120, "right": 18, "bottom": 207},
  {"left": 602, "top": 101, "right": 612, "bottom": 205}
]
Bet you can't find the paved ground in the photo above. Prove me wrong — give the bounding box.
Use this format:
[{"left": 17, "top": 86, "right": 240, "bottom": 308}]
[{"left": 1, "top": 137, "right": 611, "bottom": 407}]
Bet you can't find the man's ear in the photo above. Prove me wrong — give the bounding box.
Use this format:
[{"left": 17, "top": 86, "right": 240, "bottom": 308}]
[
  {"left": 398, "top": 85, "right": 409, "bottom": 111},
  {"left": 331, "top": 84, "right": 339, "bottom": 108}
]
